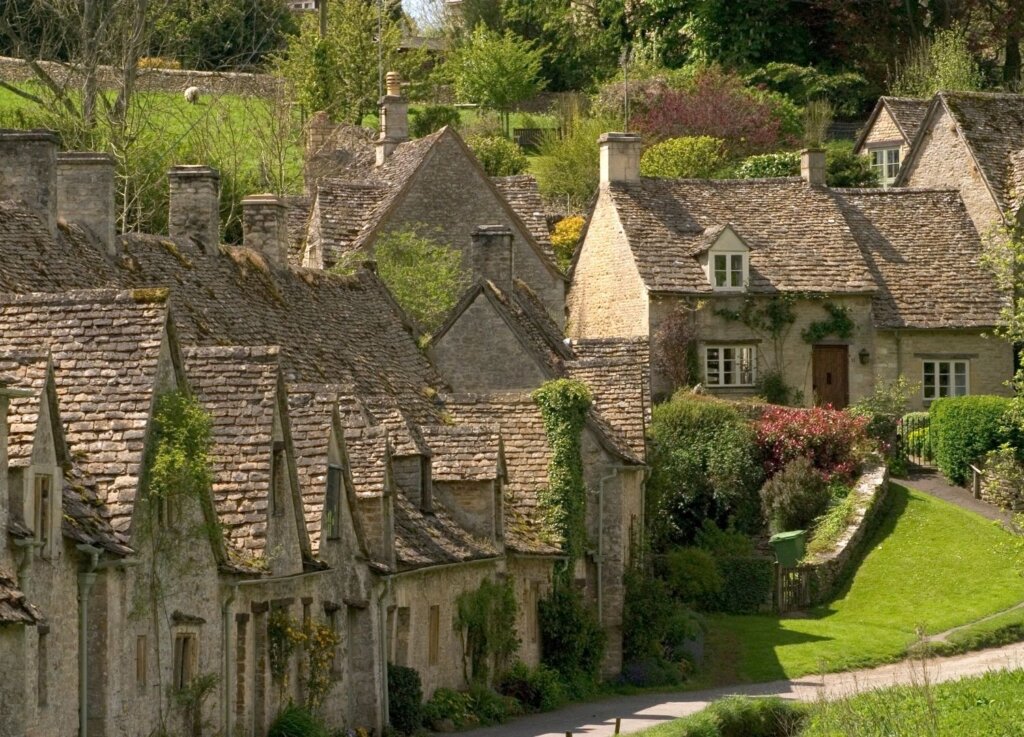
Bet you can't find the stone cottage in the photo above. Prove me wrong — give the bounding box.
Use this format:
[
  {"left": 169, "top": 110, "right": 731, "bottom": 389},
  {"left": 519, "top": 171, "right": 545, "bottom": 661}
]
[
  {"left": 567, "top": 133, "right": 1011, "bottom": 410},
  {"left": 893, "top": 91, "right": 1024, "bottom": 233},
  {"left": 853, "top": 96, "right": 931, "bottom": 186}
]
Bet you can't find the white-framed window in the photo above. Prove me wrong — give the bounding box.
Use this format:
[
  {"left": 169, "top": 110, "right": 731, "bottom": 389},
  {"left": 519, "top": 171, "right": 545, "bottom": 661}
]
[
  {"left": 712, "top": 253, "right": 746, "bottom": 290},
  {"left": 869, "top": 147, "right": 901, "bottom": 186},
  {"left": 923, "top": 360, "right": 969, "bottom": 400},
  {"left": 705, "top": 345, "right": 757, "bottom": 387}
]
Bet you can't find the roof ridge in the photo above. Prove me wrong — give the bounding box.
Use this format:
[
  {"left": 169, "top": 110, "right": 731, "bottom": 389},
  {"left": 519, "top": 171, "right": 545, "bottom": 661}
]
[
  {"left": 832, "top": 186, "right": 961, "bottom": 195},
  {"left": 0, "top": 288, "right": 167, "bottom": 306},
  {"left": 184, "top": 344, "right": 281, "bottom": 361}
]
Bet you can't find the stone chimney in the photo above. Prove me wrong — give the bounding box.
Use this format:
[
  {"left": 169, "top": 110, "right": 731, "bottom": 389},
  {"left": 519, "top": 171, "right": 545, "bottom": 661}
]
[
  {"left": 376, "top": 71, "right": 409, "bottom": 166},
  {"left": 472, "top": 225, "right": 514, "bottom": 295},
  {"left": 57, "top": 152, "right": 117, "bottom": 257},
  {"left": 0, "top": 129, "right": 59, "bottom": 236},
  {"left": 599, "top": 132, "right": 642, "bottom": 186},
  {"left": 168, "top": 165, "right": 220, "bottom": 253},
  {"left": 242, "top": 194, "right": 288, "bottom": 268},
  {"left": 801, "top": 148, "right": 827, "bottom": 186}
]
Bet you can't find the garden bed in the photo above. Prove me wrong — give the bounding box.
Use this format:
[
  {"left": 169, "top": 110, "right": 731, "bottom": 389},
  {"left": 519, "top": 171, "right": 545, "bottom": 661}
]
[{"left": 803, "top": 460, "right": 888, "bottom": 603}]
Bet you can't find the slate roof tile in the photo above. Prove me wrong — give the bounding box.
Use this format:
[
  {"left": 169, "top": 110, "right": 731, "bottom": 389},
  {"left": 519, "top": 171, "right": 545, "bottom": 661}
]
[
  {"left": 0, "top": 570, "right": 41, "bottom": 625},
  {"left": 881, "top": 96, "right": 931, "bottom": 143},
  {"left": 392, "top": 491, "right": 498, "bottom": 571},
  {"left": 492, "top": 175, "right": 557, "bottom": 261},
  {"left": 0, "top": 353, "right": 49, "bottom": 467},
  {"left": 420, "top": 424, "right": 501, "bottom": 481}
]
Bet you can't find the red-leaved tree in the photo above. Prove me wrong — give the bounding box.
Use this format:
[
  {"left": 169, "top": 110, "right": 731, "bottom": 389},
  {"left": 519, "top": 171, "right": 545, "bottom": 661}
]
[{"left": 754, "top": 405, "right": 868, "bottom": 482}]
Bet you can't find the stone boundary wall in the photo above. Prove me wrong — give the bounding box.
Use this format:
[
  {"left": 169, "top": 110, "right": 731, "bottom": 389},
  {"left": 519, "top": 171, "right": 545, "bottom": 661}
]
[
  {"left": 805, "top": 460, "right": 889, "bottom": 603},
  {"left": 0, "top": 56, "right": 282, "bottom": 98}
]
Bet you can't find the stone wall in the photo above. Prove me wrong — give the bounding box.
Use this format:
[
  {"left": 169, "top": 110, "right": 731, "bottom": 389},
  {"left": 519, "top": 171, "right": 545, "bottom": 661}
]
[
  {"left": 566, "top": 188, "right": 649, "bottom": 339},
  {"left": 805, "top": 462, "right": 889, "bottom": 603},
  {"left": 901, "top": 106, "right": 1004, "bottom": 235},
  {"left": 430, "top": 293, "right": 550, "bottom": 392},
  {"left": 506, "top": 556, "right": 556, "bottom": 668},
  {"left": 874, "top": 329, "right": 1013, "bottom": 411},
  {"left": 648, "top": 293, "right": 877, "bottom": 405},
  {"left": 0, "top": 55, "right": 281, "bottom": 98},
  {"left": 860, "top": 107, "right": 912, "bottom": 161},
  {"left": 434, "top": 479, "right": 500, "bottom": 541}
]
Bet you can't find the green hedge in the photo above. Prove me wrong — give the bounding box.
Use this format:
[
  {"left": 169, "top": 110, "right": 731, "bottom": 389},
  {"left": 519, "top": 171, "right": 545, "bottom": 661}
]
[
  {"left": 702, "top": 556, "right": 774, "bottom": 614},
  {"left": 930, "top": 396, "right": 1017, "bottom": 485},
  {"left": 387, "top": 663, "right": 423, "bottom": 735}
]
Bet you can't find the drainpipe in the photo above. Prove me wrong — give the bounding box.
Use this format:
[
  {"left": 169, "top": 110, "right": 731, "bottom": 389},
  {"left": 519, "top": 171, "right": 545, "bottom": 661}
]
[
  {"left": 222, "top": 582, "right": 238, "bottom": 736},
  {"left": 76, "top": 543, "right": 102, "bottom": 737},
  {"left": 376, "top": 576, "right": 392, "bottom": 732}
]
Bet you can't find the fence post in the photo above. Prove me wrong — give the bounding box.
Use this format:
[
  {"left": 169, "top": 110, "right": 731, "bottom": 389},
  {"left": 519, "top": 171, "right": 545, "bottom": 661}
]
[{"left": 615, "top": 718, "right": 621, "bottom": 734}]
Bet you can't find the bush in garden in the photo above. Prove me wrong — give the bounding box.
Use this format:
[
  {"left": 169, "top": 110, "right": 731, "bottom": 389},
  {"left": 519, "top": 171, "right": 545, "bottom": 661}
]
[
  {"left": 735, "top": 151, "right": 799, "bottom": 179},
  {"left": 695, "top": 519, "right": 755, "bottom": 558},
  {"left": 710, "top": 696, "right": 808, "bottom": 737},
  {"left": 823, "top": 140, "right": 879, "bottom": 187},
  {"left": 268, "top": 703, "right": 329, "bottom": 737},
  {"left": 538, "top": 585, "right": 605, "bottom": 688},
  {"left": 497, "top": 661, "right": 566, "bottom": 712},
  {"left": 422, "top": 687, "right": 472, "bottom": 728},
  {"left": 550, "top": 215, "right": 585, "bottom": 271},
  {"left": 387, "top": 663, "right": 423, "bottom": 735},
  {"left": 639, "top": 136, "right": 729, "bottom": 179},
  {"left": 704, "top": 556, "right": 774, "bottom": 614},
  {"left": 760, "top": 456, "right": 829, "bottom": 533},
  {"left": 412, "top": 104, "right": 461, "bottom": 137},
  {"left": 848, "top": 376, "right": 915, "bottom": 459},
  {"left": 930, "top": 396, "right": 1019, "bottom": 485},
  {"left": 534, "top": 113, "right": 619, "bottom": 211},
  {"left": 663, "top": 547, "right": 724, "bottom": 604},
  {"left": 647, "top": 393, "right": 764, "bottom": 546},
  {"left": 468, "top": 135, "right": 529, "bottom": 177},
  {"left": 754, "top": 405, "right": 868, "bottom": 482}
]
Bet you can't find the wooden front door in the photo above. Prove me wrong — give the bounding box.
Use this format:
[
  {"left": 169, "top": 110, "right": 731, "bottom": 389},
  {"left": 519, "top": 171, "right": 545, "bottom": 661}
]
[{"left": 812, "top": 345, "right": 849, "bottom": 409}]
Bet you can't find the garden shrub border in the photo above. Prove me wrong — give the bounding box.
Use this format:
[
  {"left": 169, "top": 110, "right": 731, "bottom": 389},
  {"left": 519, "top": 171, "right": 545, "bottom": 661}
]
[{"left": 802, "top": 460, "right": 888, "bottom": 604}]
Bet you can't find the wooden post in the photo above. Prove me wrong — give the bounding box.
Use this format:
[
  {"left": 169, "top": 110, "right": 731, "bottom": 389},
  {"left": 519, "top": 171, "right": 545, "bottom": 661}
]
[{"left": 615, "top": 718, "right": 622, "bottom": 734}]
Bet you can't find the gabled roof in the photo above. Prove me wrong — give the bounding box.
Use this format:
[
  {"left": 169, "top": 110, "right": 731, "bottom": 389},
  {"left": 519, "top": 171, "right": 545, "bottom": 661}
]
[
  {"left": 0, "top": 570, "right": 40, "bottom": 625},
  {"left": 184, "top": 345, "right": 292, "bottom": 559},
  {"left": 421, "top": 424, "right": 503, "bottom": 482},
  {"left": 491, "top": 175, "right": 554, "bottom": 255},
  {"left": 392, "top": 491, "right": 498, "bottom": 571},
  {"left": 689, "top": 223, "right": 749, "bottom": 256},
  {"left": 303, "top": 127, "right": 563, "bottom": 277},
  {"left": 854, "top": 96, "right": 931, "bottom": 152},
  {"left": 62, "top": 470, "right": 133, "bottom": 557},
  {"left": 896, "top": 91, "right": 1024, "bottom": 217},
  {"left": 604, "top": 178, "right": 876, "bottom": 295},
  {"left": 0, "top": 353, "right": 56, "bottom": 468},
  {"left": 0, "top": 289, "right": 174, "bottom": 531},
  {"left": 831, "top": 187, "right": 1006, "bottom": 329}
]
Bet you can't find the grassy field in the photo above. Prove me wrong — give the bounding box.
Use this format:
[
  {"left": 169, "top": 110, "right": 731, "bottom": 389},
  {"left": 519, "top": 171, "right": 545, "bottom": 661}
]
[{"left": 701, "top": 484, "right": 1024, "bottom": 686}]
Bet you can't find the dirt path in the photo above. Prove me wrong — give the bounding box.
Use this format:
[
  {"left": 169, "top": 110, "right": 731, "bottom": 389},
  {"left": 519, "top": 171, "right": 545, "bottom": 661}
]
[{"left": 454, "top": 643, "right": 1024, "bottom": 737}]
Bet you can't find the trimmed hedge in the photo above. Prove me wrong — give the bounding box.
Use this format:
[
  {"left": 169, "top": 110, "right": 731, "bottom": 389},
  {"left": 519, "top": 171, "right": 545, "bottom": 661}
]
[{"left": 930, "top": 396, "right": 1017, "bottom": 485}]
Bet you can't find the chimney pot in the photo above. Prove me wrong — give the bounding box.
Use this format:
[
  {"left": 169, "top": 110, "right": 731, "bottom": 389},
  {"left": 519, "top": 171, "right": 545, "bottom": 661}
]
[
  {"left": 800, "top": 148, "right": 827, "bottom": 187},
  {"left": 241, "top": 194, "right": 288, "bottom": 268},
  {"left": 168, "top": 164, "right": 221, "bottom": 253},
  {"left": 57, "top": 152, "right": 117, "bottom": 257},
  {"left": 472, "top": 225, "right": 514, "bottom": 295},
  {"left": 0, "top": 129, "right": 59, "bottom": 237},
  {"left": 599, "top": 132, "right": 642, "bottom": 186},
  {"left": 376, "top": 71, "right": 409, "bottom": 165}
]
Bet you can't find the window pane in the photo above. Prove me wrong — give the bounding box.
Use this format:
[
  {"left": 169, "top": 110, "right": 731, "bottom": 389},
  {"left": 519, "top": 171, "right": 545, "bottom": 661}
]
[
  {"left": 730, "top": 254, "right": 743, "bottom": 286},
  {"left": 714, "top": 255, "right": 727, "bottom": 286},
  {"left": 706, "top": 348, "right": 720, "bottom": 385},
  {"left": 923, "top": 362, "right": 936, "bottom": 398},
  {"left": 722, "top": 348, "right": 735, "bottom": 384},
  {"left": 938, "top": 362, "right": 951, "bottom": 397},
  {"left": 954, "top": 362, "right": 967, "bottom": 396}
]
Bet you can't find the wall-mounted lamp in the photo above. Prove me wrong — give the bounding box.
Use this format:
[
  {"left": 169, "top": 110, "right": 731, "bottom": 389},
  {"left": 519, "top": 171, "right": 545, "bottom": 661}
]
[{"left": 858, "top": 348, "right": 871, "bottom": 365}]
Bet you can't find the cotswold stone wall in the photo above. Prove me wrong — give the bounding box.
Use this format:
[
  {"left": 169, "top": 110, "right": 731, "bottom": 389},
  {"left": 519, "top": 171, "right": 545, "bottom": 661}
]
[
  {"left": 861, "top": 107, "right": 913, "bottom": 161},
  {"left": 805, "top": 462, "right": 889, "bottom": 604},
  {"left": 0, "top": 56, "right": 281, "bottom": 98}
]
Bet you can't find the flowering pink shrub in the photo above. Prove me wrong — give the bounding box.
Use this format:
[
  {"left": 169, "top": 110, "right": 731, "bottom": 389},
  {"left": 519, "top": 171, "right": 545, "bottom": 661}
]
[{"left": 754, "top": 405, "right": 868, "bottom": 482}]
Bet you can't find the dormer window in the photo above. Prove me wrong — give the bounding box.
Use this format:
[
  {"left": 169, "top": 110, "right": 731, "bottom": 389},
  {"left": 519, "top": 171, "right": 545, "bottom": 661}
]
[
  {"left": 699, "top": 224, "right": 749, "bottom": 291},
  {"left": 869, "top": 146, "right": 901, "bottom": 186},
  {"left": 713, "top": 253, "right": 746, "bottom": 289}
]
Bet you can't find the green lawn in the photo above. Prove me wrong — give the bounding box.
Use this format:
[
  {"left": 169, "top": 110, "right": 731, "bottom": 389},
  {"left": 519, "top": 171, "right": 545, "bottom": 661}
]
[{"left": 702, "top": 484, "right": 1024, "bottom": 685}]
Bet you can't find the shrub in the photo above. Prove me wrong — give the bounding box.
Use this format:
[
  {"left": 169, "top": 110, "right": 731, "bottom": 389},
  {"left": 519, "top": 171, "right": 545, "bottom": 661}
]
[
  {"left": 754, "top": 405, "right": 868, "bottom": 482},
  {"left": 735, "top": 152, "right": 799, "bottom": 179},
  {"left": 848, "top": 376, "right": 915, "bottom": 460},
  {"left": 760, "top": 457, "right": 829, "bottom": 533},
  {"left": 268, "top": 703, "right": 329, "bottom": 737},
  {"left": 622, "top": 564, "right": 703, "bottom": 674},
  {"left": 823, "top": 140, "right": 878, "bottom": 187},
  {"left": 466, "top": 684, "right": 520, "bottom": 725},
  {"left": 497, "top": 662, "right": 566, "bottom": 713},
  {"left": 930, "top": 396, "right": 1018, "bottom": 485},
  {"left": 711, "top": 696, "right": 808, "bottom": 737},
  {"left": 981, "top": 445, "right": 1024, "bottom": 511},
  {"left": 387, "top": 663, "right": 423, "bottom": 735},
  {"left": 647, "top": 393, "right": 764, "bottom": 546},
  {"left": 550, "top": 215, "right": 584, "bottom": 271},
  {"left": 412, "top": 104, "right": 461, "bottom": 137},
  {"left": 905, "top": 427, "right": 933, "bottom": 461},
  {"left": 805, "top": 483, "right": 858, "bottom": 556},
  {"left": 703, "top": 556, "right": 775, "bottom": 614},
  {"left": 468, "top": 135, "right": 529, "bottom": 177},
  {"left": 695, "top": 519, "right": 755, "bottom": 558},
  {"left": 534, "top": 113, "right": 619, "bottom": 210},
  {"left": 422, "top": 687, "right": 472, "bottom": 729},
  {"left": 663, "top": 547, "right": 724, "bottom": 604},
  {"left": 619, "top": 656, "right": 691, "bottom": 688},
  {"left": 538, "top": 585, "right": 605, "bottom": 687},
  {"left": 639, "top": 136, "right": 729, "bottom": 179}
]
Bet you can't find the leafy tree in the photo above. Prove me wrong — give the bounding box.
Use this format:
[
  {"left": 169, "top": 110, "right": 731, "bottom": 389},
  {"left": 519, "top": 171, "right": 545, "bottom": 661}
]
[
  {"left": 891, "top": 24, "right": 985, "bottom": 97},
  {"left": 735, "top": 142, "right": 878, "bottom": 188},
  {"left": 411, "top": 105, "right": 461, "bottom": 137},
  {"left": 533, "top": 113, "right": 618, "bottom": 211},
  {"left": 746, "top": 63, "right": 871, "bottom": 118},
  {"left": 446, "top": 25, "right": 545, "bottom": 136},
  {"left": 278, "top": 0, "right": 422, "bottom": 123},
  {"left": 467, "top": 136, "right": 529, "bottom": 177},
  {"left": 368, "top": 227, "right": 467, "bottom": 331},
  {"left": 639, "top": 136, "right": 728, "bottom": 179}
]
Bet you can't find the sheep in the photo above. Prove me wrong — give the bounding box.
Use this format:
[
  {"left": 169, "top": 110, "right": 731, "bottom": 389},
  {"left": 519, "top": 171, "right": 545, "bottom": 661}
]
[{"left": 184, "top": 86, "right": 201, "bottom": 105}]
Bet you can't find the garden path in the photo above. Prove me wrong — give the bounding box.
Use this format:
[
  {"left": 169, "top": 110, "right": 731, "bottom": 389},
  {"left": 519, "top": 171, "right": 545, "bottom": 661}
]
[
  {"left": 454, "top": 643, "right": 1024, "bottom": 737},
  {"left": 896, "top": 469, "right": 1015, "bottom": 528}
]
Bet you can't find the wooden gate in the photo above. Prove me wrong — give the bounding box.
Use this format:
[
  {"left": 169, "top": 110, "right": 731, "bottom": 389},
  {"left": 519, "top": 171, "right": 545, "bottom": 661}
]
[
  {"left": 812, "top": 345, "right": 849, "bottom": 409},
  {"left": 777, "top": 566, "right": 812, "bottom": 612}
]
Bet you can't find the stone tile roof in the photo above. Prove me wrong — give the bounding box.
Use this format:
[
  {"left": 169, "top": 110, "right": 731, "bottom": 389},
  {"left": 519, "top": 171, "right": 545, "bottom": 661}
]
[
  {"left": 344, "top": 426, "right": 390, "bottom": 498},
  {"left": 882, "top": 97, "right": 931, "bottom": 143},
  {"left": 567, "top": 338, "right": 650, "bottom": 459},
  {"left": 421, "top": 424, "right": 502, "bottom": 481},
  {"left": 832, "top": 188, "right": 1006, "bottom": 329},
  {"left": 0, "top": 353, "right": 50, "bottom": 467},
  {"left": 392, "top": 489, "right": 498, "bottom": 571},
  {"left": 62, "top": 470, "right": 133, "bottom": 556},
  {"left": 0, "top": 570, "right": 40, "bottom": 625},
  {"left": 898, "top": 92, "right": 1024, "bottom": 216},
  {"left": 492, "top": 175, "right": 556, "bottom": 259},
  {"left": 184, "top": 345, "right": 283, "bottom": 557},
  {"left": 283, "top": 194, "right": 313, "bottom": 264},
  {"left": 0, "top": 289, "right": 170, "bottom": 531},
  {"left": 606, "top": 178, "right": 876, "bottom": 294},
  {"left": 308, "top": 180, "right": 390, "bottom": 268}
]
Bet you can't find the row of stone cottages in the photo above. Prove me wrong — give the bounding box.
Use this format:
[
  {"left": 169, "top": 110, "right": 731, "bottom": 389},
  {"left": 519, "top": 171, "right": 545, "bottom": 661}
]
[{"left": 0, "top": 124, "right": 648, "bottom": 737}]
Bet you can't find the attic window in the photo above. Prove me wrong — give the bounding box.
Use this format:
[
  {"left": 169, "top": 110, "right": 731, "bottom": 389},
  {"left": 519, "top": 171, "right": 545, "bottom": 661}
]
[
  {"left": 712, "top": 253, "right": 746, "bottom": 290},
  {"left": 870, "top": 147, "right": 901, "bottom": 186},
  {"left": 325, "top": 464, "right": 343, "bottom": 540}
]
